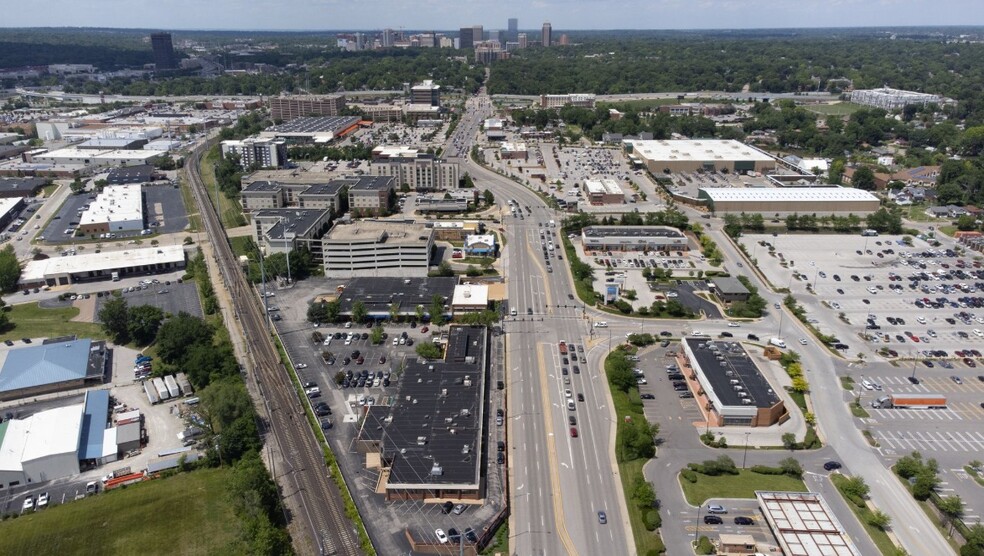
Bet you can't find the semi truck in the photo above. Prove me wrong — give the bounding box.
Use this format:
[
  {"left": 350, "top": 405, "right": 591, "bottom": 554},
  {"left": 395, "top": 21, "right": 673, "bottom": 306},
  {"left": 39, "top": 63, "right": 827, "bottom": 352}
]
[
  {"left": 144, "top": 381, "right": 160, "bottom": 405},
  {"left": 871, "top": 393, "right": 947, "bottom": 409},
  {"left": 164, "top": 375, "right": 180, "bottom": 398},
  {"left": 152, "top": 377, "right": 170, "bottom": 401}
]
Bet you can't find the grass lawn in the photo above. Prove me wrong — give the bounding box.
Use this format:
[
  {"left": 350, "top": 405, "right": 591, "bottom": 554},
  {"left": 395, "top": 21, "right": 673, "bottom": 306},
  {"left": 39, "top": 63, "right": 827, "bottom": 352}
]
[
  {"left": 0, "top": 303, "right": 105, "bottom": 342},
  {"left": 829, "top": 474, "right": 902, "bottom": 555},
  {"left": 200, "top": 148, "right": 246, "bottom": 229},
  {"left": 603, "top": 98, "right": 681, "bottom": 111},
  {"left": 679, "top": 469, "right": 806, "bottom": 506},
  {"left": 0, "top": 469, "right": 243, "bottom": 555},
  {"left": 176, "top": 174, "right": 201, "bottom": 232},
  {"left": 803, "top": 102, "right": 864, "bottom": 116},
  {"left": 229, "top": 235, "right": 256, "bottom": 258},
  {"left": 937, "top": 225, "right": 958, "bottom": 237}
]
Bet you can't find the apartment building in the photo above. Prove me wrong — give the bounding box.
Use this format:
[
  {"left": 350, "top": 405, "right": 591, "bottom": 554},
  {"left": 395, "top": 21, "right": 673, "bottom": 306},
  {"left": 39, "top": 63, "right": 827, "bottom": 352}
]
[
  {"left": 370, "top": 146, "right": 460, "bottom": 191},
  {"left": 348, "top": 175, "right": 396, "bottom": 216},
  {"left": 220, "top": 137, "right": 288, "bottom": 169},
  {"left": 269, "top": 94, "right": 347, "bottom": 122}
]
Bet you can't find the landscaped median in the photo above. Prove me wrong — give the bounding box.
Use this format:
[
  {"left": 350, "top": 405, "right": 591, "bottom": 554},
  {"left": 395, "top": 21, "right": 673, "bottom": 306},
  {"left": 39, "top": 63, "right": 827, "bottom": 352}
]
[
  {"left": 678, "top": 457, "right": 807, "bottom": 505},
  {"left": 604, "top": 346, "right": 666, "bottom": 554},
  {"left": 829, "top": 474, "right": 900, "bottom": 555}
]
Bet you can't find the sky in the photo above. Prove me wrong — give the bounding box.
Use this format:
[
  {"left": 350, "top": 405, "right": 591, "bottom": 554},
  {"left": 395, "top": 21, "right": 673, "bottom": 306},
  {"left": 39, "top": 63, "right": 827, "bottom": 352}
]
[{"left": 1, "top": 0, "right": 981, "bottom": 31}]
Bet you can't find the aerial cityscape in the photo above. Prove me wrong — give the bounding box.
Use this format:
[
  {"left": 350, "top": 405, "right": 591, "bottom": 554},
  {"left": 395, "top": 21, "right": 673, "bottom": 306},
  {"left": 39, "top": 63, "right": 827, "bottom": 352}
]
[{"left": 0, "top": 7, "right": 984, "bottom": 556}]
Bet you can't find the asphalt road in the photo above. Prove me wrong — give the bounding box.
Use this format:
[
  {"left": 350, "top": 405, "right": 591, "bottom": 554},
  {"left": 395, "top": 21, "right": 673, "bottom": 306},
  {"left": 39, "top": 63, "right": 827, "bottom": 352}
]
[{"left": 450, "top": 92, "right": 631, "bottom": 556}]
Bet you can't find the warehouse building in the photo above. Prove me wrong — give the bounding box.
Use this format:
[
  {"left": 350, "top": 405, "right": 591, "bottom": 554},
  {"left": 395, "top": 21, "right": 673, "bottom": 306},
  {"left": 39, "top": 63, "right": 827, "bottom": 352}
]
[
  {"left": 0, "top": 339, "right": 108, "bottom": 402},
  {"left": 78, "top": 184, "right": 144, "bottom": 235},
  {"left": 0, "top": 390, "right": 118, "bottom": 489},
  {"left": 260, "top": 116, "right": 360, "bottom": 144},
  {"left": 680, "top": 338, "right": 787, "bottom": 427},
  {"left": 623, "top": 139, "right": 776, "bottom": 174},
  {"left": 106, "top": 165, "right": 156, "bottom": 185},
  {"left": 33, "top": 148, "right": 166, "bottom": 169},
  {"left": 0, "top": 177, "right": 48, "bottom": 198},
  {"left": 850, "top": 88, "right": 944, "bottom": 110},
  {"left": 20, "top": 244, "right": 187, "bottom": 287},
  {"left": 584, "top": 178, "right": 625, "bottom": 205},
  {"left": 698, "top": 187, "right": 881, "bottom": 216},
  {"left": 756, "top": 491, "right": 862, "bottom": 556},
  {"left": 0, "top": 198, "right": 25, "bottom": 231},
  {"left": 581, "top": 226, "right": 689, "bottom": 252},
  {"left": 323, "top": 220, "right": 433, "bottom": 277}
]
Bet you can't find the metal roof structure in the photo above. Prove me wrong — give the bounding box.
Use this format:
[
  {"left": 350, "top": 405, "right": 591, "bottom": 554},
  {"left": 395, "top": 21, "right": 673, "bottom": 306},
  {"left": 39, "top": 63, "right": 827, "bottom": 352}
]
[
  {"left": 698, "top": 187, "right": 879, "bottom": 202},
  {"left": 756, "top": 491, "right": 862, "bottom": 556},
  {"left": 625, "top": 139, "right": 774, "bottom": 163},
  {"left": 0, "top": 338, "right": 93, "bottom": 393},
  {"left": 77, "top": 389, "right": 110, "bottom": 460}
]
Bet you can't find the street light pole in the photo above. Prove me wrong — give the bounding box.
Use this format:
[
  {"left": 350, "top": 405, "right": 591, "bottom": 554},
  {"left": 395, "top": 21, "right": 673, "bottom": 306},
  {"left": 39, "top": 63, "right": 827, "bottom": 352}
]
[
  {"left": 742, "top": 432, "right": 751, "bottom": 469},
  {"left": 694, "top": 504, "right": 702, "bottom": 545}
]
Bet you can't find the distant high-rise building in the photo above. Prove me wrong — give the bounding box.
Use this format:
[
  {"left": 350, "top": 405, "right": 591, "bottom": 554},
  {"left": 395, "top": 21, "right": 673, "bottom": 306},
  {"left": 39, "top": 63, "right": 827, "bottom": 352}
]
[
  {"left": 559, "top": 34, "right": 569, "bottom": 46},
  {"left": 411, "top": 80, "right": 441, "bottom": 108},
  {"left": 459, "top": 27, "right": 475, "bottom": 50},
  {"left": 150, "top": 32, "right": 177, "bottom": 69},
  {"left": 518, "top": 33, "right": 528, "bottom": 49},
  {"left": 269, "top": 95, "right": 347, "bottom": 122},
  {"left": 473, "top": 25, "right": 484, "bottom": 42},
  {"left": 493, "top": 30, "right": 506, "bottom": 44},
  {"left": 508, "top": 18, "right": 518, "bottom": 41},
  {"left": 382, "top": 28, "right": 394, "bottom": 48},
  {"left": 541, "top": 23, "right": 552, "bottom": 47}
]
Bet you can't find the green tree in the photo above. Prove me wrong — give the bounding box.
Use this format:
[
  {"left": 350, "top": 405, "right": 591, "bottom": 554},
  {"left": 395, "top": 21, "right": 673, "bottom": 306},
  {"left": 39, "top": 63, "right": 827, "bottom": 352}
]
[
  {"left": 430, "top": 294, "right": 447, "bottom": 326},
  {"left": 156, "top": 312, "right": 213, "bottom": 364},
  {"left": 127, "top": 304, "right": 164, "bottom": 346},
  {"left": 936, "top": 183, "right": 965, "bottom": 205},
  {"left": 937, "top": 495, "right": 964, "bottom": 534},
  {"left": 631, "top": 475, "right": 657, "bottom": 509},
  {"left": 434, "top": 260, "right": 454, "bottom": 277},
  {"left": 957, "top": 214, "right": 978, "bottom": 231},
  {"left": 782, "top": 432, "right": 797, "bottom": 450},
  {"left": 867, "top": 509, "right": 892, "bottom": 531},
  {"left": 370, "top": 325, "right": 384, "bottom": 345},
  {"left": 351, "top": 301, "right": 368, "bottom": 324},
  {"left": 841, "top": 475, "right": 870, "bottom": 499},
  {"left": 0, "top": 245, "right": 22, "bottom": 293},
  {"left": 851, "top": 166, "right": 876, "bottom": 190},
  {"left": 482, "top": 189, "right": 495, "bottom": 205},
  {"left": 97, "top": 295, "right": 130, "bottom": 343},
  {"left": 415, "top": 342, "right": 443, "bottom": 359},
  {"left": 779, "top": 457, "right": 804, "bottom": 478}
]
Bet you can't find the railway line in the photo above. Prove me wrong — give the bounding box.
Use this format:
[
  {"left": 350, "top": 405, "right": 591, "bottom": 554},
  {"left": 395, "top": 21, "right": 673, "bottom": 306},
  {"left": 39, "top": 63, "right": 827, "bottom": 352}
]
[{"left": 185, "top": 143, "right": 363, "bottom": 556}]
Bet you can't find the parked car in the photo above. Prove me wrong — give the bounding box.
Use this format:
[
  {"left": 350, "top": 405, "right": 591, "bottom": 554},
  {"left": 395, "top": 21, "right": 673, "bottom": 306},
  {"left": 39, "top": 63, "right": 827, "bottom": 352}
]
[
  {"left": 734, "top": 516, "right": 754, "bottom": 525},
  {"left": 703, "top": 515, "right": 723, "bottom": 525}
]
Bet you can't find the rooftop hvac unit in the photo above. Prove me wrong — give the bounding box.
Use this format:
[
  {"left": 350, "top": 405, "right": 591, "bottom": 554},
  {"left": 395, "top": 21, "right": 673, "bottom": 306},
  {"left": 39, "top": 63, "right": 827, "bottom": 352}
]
[
  {"left": 741, "top": 399, "right": 753, "bottom": 405},
  {"left": 462, "top": 444, "right": 470, "bottom": 454},
  {"left": 416, "top": 436, "right": 427, "bottom": 445},
  {"left": 464, "top": 356, "right": 476, "bottom": 364},
  {"left": 719, "top": 361, "right": 727, "bottom": 367},
  {"left": 738, "top": 392, "right": 749, "bottom": 398},
  {"left": 430, "top": 463, "right": 443, "bottom": 476},
  {"left": 463, "top": 377, "right": 472, "bottom": 387},
  {"left": 449, "top": 428, "right": 456, "bottom": 435},
  {"left": 440, "top": 388, "right": 448, "bottom": 397},
  {"left": 460, "top": 408, "right": 470, "bottom": 416},
  {"left": 725, "top": 370, "right": 735, "bottom": 377},
  {"left": 444, "top": 417, "right": 453, "bottom": 423},
  {"left": 730, "top": 379, "right": 740, "bottom": 385}
]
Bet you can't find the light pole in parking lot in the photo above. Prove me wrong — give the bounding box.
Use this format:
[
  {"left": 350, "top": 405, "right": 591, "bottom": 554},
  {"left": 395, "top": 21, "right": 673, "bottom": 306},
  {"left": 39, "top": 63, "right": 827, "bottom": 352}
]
[
  {"left": 742, "top": 432, "right": 751, "bottom": 468},
  {"left": 693, "top": 504, "right": 702, "bottom": 544}
]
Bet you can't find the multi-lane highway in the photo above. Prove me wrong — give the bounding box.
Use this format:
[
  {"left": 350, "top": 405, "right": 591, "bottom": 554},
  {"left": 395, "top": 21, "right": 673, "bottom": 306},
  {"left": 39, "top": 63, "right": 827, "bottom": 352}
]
[
  {"left": 445, "top": 93, "right": 631, "bottom": 556},
  {"left": 186, "top": 143, "right": 363, "bottom": 556}
]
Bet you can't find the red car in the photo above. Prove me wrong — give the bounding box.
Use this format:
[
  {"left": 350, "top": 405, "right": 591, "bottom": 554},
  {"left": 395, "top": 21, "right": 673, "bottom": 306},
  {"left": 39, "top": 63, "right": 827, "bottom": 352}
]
[
  {"left": 421, "top": 326, "right": 429, "bottom": 333},
  {"left": 570, "top": 427, "right": 579, "bottom": 438}
]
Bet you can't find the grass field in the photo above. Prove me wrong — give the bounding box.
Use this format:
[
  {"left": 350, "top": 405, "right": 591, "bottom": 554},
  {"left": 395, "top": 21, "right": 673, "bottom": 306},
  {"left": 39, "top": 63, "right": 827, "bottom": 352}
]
[
  {"left": 602, "top": 98, "right": 682, "bottom": 111},
  {"left": 0, "top": 303, "right": 105, "bottom": 342},
  {"left": 200, "top": 148, "right": 246, "bottom": 229},
  {"left": 829, "top": 474, "right": 901, "bottom": 555},
  {"left": 803, "top": 102, "right": 864, "bottom": 116},
  {"left": 0, "top": 469, "right": 243, "bottom": 555},
  {"left": 679, "top": 469, "right": 807, "bottom": 505}
]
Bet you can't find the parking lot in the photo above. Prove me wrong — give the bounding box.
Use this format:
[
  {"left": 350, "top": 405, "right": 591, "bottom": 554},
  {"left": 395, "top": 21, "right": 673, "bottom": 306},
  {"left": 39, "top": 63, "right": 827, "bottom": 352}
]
[
  {"left": 39, "top": 183, "right": 189, "bottom": 245},
  {"left": 92, "top": 280, "right": 202, "bottom": 319},
  {"left": 269, "top": 279, "right": 506, "bottom": 554},
  {"left": 742, "top": 233, "right": 984, "bottom": 362}
]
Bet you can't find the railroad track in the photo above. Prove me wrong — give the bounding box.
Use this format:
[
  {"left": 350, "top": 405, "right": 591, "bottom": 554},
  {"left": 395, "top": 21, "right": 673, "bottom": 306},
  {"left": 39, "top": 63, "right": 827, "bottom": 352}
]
[{"left": 186, "top": 144, "right": 363, "bottom": 556}]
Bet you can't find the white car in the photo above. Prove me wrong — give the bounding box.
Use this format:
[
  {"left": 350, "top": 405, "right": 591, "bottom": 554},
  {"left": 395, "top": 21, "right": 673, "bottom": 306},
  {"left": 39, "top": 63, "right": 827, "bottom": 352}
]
[
  {"left": 296, "top": 363, "right": 308, "bottom": 369},
  {"left": 37, "top": 492, "right": 49, "bottom": 508},
  {"left": 691, "top": 331, "right": 706, "bottom": 337},
  {"left": 916, "top": 316, "right": 927, "bottom": 324},
  {"left": 799, "top": 338, "right": 808, "bottom": 345},
  {"left": 565, "top": 389, "right": 572, "bottom": 398},
  {"left": 435, "top": 529, "right": 449, "bottom": 544},
  {"left": 727, "top": 322, "right": 740, "bottom": 328},
  {"left": 976, "top": 329, "right": 984, "bottom": 338},
  {"left": 861, "top": 380, "right": 874, "bottom": 390},
  {"left": 22, "top": 496, "right": 34, "bottom": 512}
]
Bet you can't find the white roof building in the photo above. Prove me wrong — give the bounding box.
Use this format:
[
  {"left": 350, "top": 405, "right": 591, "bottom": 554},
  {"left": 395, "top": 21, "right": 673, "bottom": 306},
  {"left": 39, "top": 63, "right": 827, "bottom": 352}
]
[
  {"left": 79, "top": 184, "right": 144, "bottom": 231},
  {"left": 584, "top": 179, "right": 624, "bottom": 196},
  {"left": 0, "top": 403, "right": 85, "bottom": 486},
  {"left": 464, "top": 234, "right": 496, "bottom": 252},
  {"left": 21, "top": 244, "right": 187, "bottom": 286},
  {"left": 451, "top": 284, "right": 489, "bottom": 312}
]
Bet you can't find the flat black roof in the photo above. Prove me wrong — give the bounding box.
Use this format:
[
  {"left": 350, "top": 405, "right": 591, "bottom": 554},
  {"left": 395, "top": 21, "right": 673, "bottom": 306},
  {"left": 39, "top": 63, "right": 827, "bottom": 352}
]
[
  {"left": 252, "top": 208, "right": 327, "bottom": 239},
  {"left": 713, "top": 276, "right": 750, "bottom": 295},
  {"left": 267, "top": 115, "right": 360, "bottom": 134},
  {"left": 303, "top": 181, "right": 345, "bottom": 197},
  {"left": 685, "top": 338, "right": 780, "bottom": 409},
  {"left": 582, "top": 225, "right": 684, "bottom": 239},
  {"left": 0, "top": 176, "right": 47, "bottom": 193},
  {"left": 385, "top": 326, "right": 487, "bottom": 488},
  {"left": 347, "top": 175, "right": 395, "bottom": 192},
  {"left": 241, "top": 180, "right": 282, "bottom": 193},
  {"left": 106, "top": 165, "right": 155, "bottom": 183},
  {"left": 336, "top": 277, "right": 456, "bottom": 316}
]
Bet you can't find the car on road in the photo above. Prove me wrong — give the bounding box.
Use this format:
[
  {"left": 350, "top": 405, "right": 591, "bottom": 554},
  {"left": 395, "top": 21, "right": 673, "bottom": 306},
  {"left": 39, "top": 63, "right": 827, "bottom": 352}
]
[
  {"left": 703, "top": 515, "right": 723, "bottom": 525},
  {"left": 22, "top": 496, "right": 34, "bottom": 512},
  {"left": 707, "top": 504, "right": 727, "bottom": 514},
  {"left": 727, "top": 322, "right": 740, "bottom": 327},
  {"left": 597, "top": 511, "right": 607, "bottom": 524},
  {"left": 37, "top": 492, "right": 49, "bottom": 508},
  {"left": 570, "top": 427, "right": 578, "bottom": 438},
  {"left": 823, "top": 461, "right": 842, "bottom": 471},
  {"left": 435, "top": 528, "right": 448, "bottom": 544},
  {"left": 577, "top": 393, "right": 584, "bottom": 402},
  {"left": 799, "top": 338, "right": 808, "bottom": 345},
  {"left": 296, "top": 363, "right": 308, "bottom": 369},
  {"left": 734, "top": 516, "right": 754, "bottom": 525},
  {"left": 496, "top": 452, "right": 505, "bottom": 464}
]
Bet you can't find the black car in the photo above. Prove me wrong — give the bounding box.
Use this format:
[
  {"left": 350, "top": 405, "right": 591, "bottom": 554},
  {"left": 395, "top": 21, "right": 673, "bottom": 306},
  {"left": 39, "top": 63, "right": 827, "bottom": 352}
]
[
  {"left": 747, "top": 334, "right": 760, "bottom": 341},
  {"left": 496, "top": 452, "right": 505, "bottom": 464},
  {"left": 573, "top": 365, "right": 580, "bottom": 374},
  {"left": 314, "top": 405, "right": 331, "bottom": 417},
  {"left": 823, "top": 461, "right": 842, "bottom": 471},
  {"left": 448, "top": 528, "right": 461, "bottom": 542},
  {"left": 703, "top": 515, "right": 723, "bottom": 525},
  {"left": 659, "top": 331, "right": 672, "bottom": 337},
  {"left": 734, "top": 516, "right": 754, "bottom": 525},
  {"left": 577, "top": 393, "right": 585, "bottom": 401},
  {"left": 464, "top": 528, "right": 478, "bottom": 543},
  {"left": 907, "top": 376, "right": 920, "bottom": 385},
  {"left": 679, "top": 392, "right": 694, "bottom": 399},
  {"left": 667, "top": 373, "right": 685, "bottom": 381},
  {"left": 640, "top": 393, "right": 655, "bottom": 400},
  {"left": 442, "top": 501, "right": 454, "bottom": 514}
]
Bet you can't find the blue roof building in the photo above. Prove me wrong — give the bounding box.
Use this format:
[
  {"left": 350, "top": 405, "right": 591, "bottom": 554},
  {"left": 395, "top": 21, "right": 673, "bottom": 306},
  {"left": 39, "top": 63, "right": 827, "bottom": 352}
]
[{"left": 0, "top": 339, "right": 108, "bottom": 401}]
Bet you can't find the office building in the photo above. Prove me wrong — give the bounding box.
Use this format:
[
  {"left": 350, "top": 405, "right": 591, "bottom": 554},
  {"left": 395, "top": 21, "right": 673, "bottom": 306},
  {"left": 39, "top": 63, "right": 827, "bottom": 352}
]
[
  {"left": 220, "top": 137, "right": 288, "bottom": 169},
  {"left": 410, "top": 80, "right": 441, "bottom": 108},
  {"left": 322, "top": 220, "right": 433, "bottom": 277},
  {"left": 711, "top": 277, "right": 751, "bottom": 303},
  {"left": 459, "top": 27, "right": 479, "bottom": 50},
  {"left": 680, "top": 338, "right": 787, "bottom": 427},
  {"left": 382, "top": 28, "right": 394, "bottom": 47},
  {"left": 500, "top": 142, "right": 528, "bottom": 160},
  {"left": 581, "top": 226, "right": 689, "bottom": 252},
  {"left": 250, "top": 208, "right": 333, "bottom": 262},
  {"left": 849, "top": 88, "right": 944, "bottom": 110},
  {"left": 475, "top": 41, "right": 510, "bottom": 64},
  {"left": 270, "top": 95, "right": 346, "bottom": 122},
  {"left": 518, "top": 33, "right": 528, "bottom": 49},
  {"left": 541, "top": 22, "right": 552, "bottom": 47},
  {"left": 239, "top": 178, "right": 348, "bottom": 213},
  {"left": 508, "top": 18, "right": 518, "bottom": 41},
  {"left": 347, "top": 175, "right": 396, "bottom": 216},
  {"left": 559, "top": 34, "right": 569, "bottom": 46},
  {"left": 539, "top": 94, "right": 596, "bottom": 109},
  {"left": 331, "top": 277, "right": 456, "bottom": 320},
  {"left": 370, "top": 146, "right": 460, "bottom": 191},
  {"left": 416, "top": 190, "right": 476, "bottom": 213},
  {"left": 150, "top": 32, "right": 177, "bottom": 69}
]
